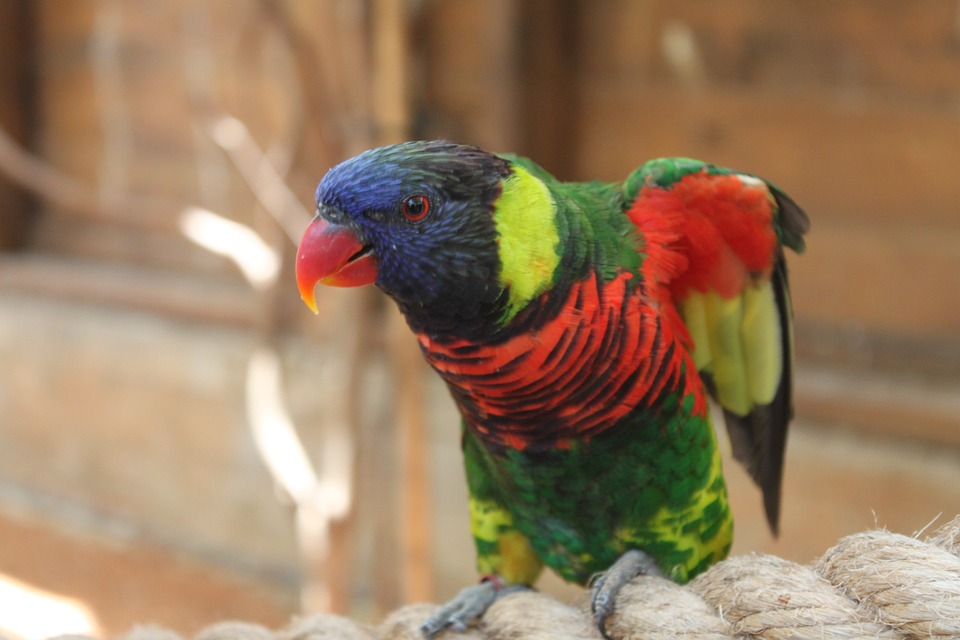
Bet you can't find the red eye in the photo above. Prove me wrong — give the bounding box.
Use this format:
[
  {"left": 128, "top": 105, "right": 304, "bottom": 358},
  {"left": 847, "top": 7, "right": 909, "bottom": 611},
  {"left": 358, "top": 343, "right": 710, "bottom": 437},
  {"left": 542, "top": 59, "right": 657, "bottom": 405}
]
[{"left": 401, "top": 194, "right": 430, "bottom": 221}]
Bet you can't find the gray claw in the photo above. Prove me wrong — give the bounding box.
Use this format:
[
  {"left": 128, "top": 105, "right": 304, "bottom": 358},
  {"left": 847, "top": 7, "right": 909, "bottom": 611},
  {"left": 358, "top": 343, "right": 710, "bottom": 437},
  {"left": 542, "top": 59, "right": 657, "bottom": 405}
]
[
  {"left": 420, "top": 581, "right": 498, "bottom": 637},
  {"left": 590, "top": 550, "right": 661, "bottom": 637}
]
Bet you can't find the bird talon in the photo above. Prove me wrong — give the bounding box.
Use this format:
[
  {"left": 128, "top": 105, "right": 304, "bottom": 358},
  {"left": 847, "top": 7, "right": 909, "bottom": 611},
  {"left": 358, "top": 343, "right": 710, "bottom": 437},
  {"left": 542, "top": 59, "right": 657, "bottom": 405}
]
[
  {"left": 589, "top": 550, "right": 662, "bottom": 636},
  {"left": 587, "top": 570, "right": 606, "bottom": 591},
  {"left": 420, "top": 579, "right": 504, "bottom": 638}
]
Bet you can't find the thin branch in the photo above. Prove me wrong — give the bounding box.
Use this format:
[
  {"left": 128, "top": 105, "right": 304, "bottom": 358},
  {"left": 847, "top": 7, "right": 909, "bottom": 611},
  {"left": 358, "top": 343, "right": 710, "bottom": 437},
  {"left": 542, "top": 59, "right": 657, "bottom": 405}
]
[
  {"left": 204, "top": 115, "right": 313, "bottom": 244},
  {"left": 0, "top": 124, "right": 177, "bottom": 232}
]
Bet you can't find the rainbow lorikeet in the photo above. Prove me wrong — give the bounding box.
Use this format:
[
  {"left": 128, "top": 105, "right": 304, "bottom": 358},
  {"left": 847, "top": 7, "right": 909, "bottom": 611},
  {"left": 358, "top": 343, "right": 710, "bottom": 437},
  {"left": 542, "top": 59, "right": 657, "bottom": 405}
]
[{"left": 296, "top": 141, "right": 808, "bottom": 636}]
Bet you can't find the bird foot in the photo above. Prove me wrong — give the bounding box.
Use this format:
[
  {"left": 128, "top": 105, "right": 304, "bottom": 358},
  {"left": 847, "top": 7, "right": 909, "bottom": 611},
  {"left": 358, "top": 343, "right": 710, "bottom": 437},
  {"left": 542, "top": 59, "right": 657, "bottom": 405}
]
[
  {"left": 590, "top": 550, "right": 662, "bottom": 638},
  {"left": 420, "top": 575, "right": 527, "bottom": 637}
]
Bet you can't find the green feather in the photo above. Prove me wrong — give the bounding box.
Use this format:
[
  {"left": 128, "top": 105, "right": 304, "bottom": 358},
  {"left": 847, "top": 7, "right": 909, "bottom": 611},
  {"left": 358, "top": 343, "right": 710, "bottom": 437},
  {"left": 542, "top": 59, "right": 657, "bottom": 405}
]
[{"left": 463, "top": 385, "right": 732, "bottom": 585}]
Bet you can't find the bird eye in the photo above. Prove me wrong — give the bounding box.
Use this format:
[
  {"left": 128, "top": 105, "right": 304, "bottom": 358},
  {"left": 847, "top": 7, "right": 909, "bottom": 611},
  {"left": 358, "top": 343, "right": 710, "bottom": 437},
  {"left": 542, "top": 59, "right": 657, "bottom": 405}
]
[{"left": 400, "top": 194, "right": 430, "bottom": 222}]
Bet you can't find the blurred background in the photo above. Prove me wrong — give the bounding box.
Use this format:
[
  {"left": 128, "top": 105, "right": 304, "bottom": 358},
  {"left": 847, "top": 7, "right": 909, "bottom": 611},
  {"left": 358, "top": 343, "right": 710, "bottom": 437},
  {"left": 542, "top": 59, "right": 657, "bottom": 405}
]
[{"left": 0, "top": 1, "right": 959, "bottom": 638}]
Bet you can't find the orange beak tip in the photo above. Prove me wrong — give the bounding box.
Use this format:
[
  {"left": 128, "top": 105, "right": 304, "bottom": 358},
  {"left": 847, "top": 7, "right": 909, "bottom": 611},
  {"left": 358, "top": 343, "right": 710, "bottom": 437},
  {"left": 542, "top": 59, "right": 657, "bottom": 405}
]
[{"left": 297, "top": 277, "right": 320, "bottom": 315}]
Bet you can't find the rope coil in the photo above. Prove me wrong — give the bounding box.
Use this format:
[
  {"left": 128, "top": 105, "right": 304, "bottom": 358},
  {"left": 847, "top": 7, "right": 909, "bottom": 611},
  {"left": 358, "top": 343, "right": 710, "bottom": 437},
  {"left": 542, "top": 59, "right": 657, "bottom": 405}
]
[{"left": 110, "top": 516, "right": 960, "bottom": 640}]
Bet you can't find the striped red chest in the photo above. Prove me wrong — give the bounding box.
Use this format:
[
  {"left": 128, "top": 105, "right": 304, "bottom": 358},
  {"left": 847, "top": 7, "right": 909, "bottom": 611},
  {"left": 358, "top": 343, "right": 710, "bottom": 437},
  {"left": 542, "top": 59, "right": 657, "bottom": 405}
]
[{"left": 417, "top": 271, "right": 707, "bottom": 451}]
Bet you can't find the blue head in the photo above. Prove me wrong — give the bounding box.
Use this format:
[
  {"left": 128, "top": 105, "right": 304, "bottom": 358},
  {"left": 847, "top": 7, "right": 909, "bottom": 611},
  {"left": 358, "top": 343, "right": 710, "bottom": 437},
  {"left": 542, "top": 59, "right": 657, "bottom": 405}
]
[{"left": 298, "top": 140, "right": 513, "bottom": 338}]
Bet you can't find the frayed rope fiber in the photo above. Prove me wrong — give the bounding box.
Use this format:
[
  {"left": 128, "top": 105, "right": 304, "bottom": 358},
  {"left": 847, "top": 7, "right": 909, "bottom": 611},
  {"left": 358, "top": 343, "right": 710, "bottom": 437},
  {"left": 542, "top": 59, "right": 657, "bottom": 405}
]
[{"left": 98, "top": 516, "right": 960, "bottom": 640}]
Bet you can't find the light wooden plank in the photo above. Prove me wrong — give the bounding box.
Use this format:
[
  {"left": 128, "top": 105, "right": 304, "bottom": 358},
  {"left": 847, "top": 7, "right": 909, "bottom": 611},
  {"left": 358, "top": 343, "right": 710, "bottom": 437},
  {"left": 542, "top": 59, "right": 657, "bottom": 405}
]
[
  {"left": 795, "top": 363, "right": 960, "bottom": 448},
  {"left": 0, "top": 254, "right": 256, "bottom": 327},
  {"left": 789, "top": 216, "right": 960, "bottom": 336}
]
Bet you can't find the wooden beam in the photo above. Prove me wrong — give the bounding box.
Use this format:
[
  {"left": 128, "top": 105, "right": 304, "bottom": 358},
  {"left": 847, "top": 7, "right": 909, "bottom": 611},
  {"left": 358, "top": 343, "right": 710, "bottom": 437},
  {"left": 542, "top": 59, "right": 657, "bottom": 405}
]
[
  {"left": 0, "top": 1, "right": 35, "bottom": 249},
  {"left": 0, "top": 254, "right": 257, "bottom": 327},
  {"left": 515, "top": 0, "right": 582, "bottom": 179}
]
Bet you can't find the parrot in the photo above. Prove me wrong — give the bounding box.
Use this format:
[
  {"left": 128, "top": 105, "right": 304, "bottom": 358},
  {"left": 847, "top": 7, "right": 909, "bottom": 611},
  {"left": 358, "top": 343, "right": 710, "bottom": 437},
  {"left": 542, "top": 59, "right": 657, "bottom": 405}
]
[{"left": 295, "top": 140, "right": 809, "bottom": 637}]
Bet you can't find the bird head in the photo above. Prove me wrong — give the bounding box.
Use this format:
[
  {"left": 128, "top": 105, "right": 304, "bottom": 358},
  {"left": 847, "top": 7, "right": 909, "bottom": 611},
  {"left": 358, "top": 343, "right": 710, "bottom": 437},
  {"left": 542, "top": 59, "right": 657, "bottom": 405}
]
[{"left": 296, "top": 140, "right": 554, "bottom": 339}]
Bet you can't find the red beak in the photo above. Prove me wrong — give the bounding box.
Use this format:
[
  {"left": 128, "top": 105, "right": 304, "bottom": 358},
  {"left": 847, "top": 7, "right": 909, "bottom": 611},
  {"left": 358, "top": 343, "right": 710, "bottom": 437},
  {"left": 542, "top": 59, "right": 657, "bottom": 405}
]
[{"left": 296, "top": 216, "right": 378, "bottom": 314}]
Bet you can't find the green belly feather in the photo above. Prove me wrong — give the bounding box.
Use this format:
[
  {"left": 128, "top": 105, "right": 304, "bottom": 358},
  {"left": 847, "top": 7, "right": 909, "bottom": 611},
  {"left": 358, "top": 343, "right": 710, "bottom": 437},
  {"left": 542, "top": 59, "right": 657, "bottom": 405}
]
[{"left": 463, "top": 390, "right": 733, "bottom": 586}]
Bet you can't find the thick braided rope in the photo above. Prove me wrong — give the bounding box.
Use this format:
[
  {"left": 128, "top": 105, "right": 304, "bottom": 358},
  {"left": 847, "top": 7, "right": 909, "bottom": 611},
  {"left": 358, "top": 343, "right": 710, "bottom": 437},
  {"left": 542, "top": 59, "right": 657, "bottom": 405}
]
[{"left": 110, "top": 516, "right": 960, "bottom": 640}]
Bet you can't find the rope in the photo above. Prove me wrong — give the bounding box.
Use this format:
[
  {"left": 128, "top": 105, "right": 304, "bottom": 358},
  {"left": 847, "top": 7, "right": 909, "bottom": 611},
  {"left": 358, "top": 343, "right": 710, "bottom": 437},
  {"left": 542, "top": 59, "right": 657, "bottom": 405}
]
[{"left": 110, "top": 515, "right": 960, "bottom": 640}]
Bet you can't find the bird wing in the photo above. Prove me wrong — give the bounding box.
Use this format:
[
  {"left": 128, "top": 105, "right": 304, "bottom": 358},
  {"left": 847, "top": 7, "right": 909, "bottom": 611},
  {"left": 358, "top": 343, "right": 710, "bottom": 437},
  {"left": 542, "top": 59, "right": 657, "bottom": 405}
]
[{"left": 622, "top": 158, "right": 809, "bottom": 534}]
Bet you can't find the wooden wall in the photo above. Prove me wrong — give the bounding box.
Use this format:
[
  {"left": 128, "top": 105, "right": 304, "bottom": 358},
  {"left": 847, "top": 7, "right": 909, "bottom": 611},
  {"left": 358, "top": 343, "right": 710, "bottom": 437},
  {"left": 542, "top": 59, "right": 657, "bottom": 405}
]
[
  {"left": 25, "top": 4, "right": 949, "bottom": 397},
  {"left": 19, "top": 1, "right": 960, "bottom": 371},
  {"left": 0, "top": 0, "right": 958, "bottom": 631}
]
